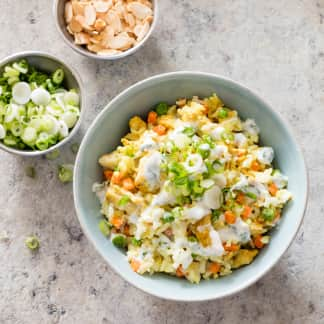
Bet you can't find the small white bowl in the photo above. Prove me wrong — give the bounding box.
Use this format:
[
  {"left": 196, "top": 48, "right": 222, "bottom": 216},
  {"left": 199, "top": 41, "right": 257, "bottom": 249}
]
[
  {"left": 0, "top": 51, "right": 84, "bottom": 157},
  {"left": 53, "top": 0, "right": 158, "bottom": 60}
]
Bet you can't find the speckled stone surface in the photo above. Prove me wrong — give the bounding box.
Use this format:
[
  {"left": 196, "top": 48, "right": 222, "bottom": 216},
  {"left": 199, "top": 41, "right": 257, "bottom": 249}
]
[{"left": 0, "top": 0, "right": 323, "bottom": 323}]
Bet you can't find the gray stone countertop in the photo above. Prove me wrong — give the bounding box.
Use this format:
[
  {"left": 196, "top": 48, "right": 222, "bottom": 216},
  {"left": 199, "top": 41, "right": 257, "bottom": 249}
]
[{"left": 0, "top": 0, "right": 323, "bottom": 323}]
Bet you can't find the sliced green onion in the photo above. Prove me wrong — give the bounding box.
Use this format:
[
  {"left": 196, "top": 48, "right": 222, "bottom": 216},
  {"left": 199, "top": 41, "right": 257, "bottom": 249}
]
[
  {"left": 4, "top": 134, "right": 18, "bottom": 146},
  {"left": 161, "top": 212, "right": 175, "bottom": 223},
  {"left": 246, "top": 192, "right": 257, "bottom": 200},
  {"left": 12, "top": 82, "right": 31, "bottom": 105},
  {"left": 58, "top": 164, "right": 74, "bottom": 183},
  {"left": 52, "top": 69, "right": 64, "bottom": 85},
  {"left": 182, "top": 126, "right": 195, "bottom": 137},
  {"left": 25, "top": 165, "right": 36, "bottom": 178},
  {"left": 0, "top": 124, "right": 6, "bottom": 139},
  {"left": 131, "top": 238, "right": 142, "bottom": 246},
  {"left": 188, "top": 236, "right": 198, "bottom": 242},
  {"left": 155, "top": 102, "right": 168, "bottom": 116},
  {"left": 30, "top": 88, "right": 50, "bottom": 106},
  {"left": 70, "top": 142, "right": 79, "bottom": 154},
  {"left": 112, "top": 234, "right": 127, "bottom": 248},
  {"left": 45, "top": 148, "right": 60, "bottom": 160},
  {"left": 211, "top": 210, "right": 221, "bottom": 222},
  {"left": 64, "top": 91, "right": 79, "bottom": 106},
  {"left": 25, "top": 235, "right": 40, "bottom": 250},
  {"left": 118, "top": 195, "right": 130, "bottom": 206},
  {"left": 13, "top": 59, "right": 29, "bottom": 74},
  {"left": 99, "top": 219, "right": 111, "bottom": 237},
  {"left": 61, "top": 111, "right": 78, "bottom": 128}
]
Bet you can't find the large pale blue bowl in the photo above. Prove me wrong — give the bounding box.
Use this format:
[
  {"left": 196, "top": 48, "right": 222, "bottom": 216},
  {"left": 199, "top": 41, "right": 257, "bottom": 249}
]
[{"left": 74, "top": 72, "right": 308, "bottom": 301}]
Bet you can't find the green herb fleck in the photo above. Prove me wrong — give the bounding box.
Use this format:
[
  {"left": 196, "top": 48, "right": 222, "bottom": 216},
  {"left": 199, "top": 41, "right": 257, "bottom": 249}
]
[
  {"left": 131, "top": 238, "right": 142, "bottom": 246},
  {"left": 45, "top": 149, "right": 60, "bottom": 160},
  {"left": 246, "top": 192, "right": 257, "bottom": 200},
  {"left": 25, "top": 235, "right": 40, "bottom": 250},
  {"left": 25, "top": 166, "right": 36, "bottom": 178},
  {"left": 70, "top": 143, "right": 79, "bottom": 154},
  {"left": 161, "top": 212, "right": 175, "bottom": 224},
  {"left": 211, "top": 210, "right": 221, "bottom": 222},
  {"left": 118, "top": 195, "right": 130, "bottom": 206},
  {"left": 155, "top": 102, "right": 168, "bottom": 116},
  {"left": 182, "top": 127, "right": 195, "bottom": 137},
  {"left": 98, "top": 219, "right": 111, "bottom": 237},
  {"left": 58, "top": 164, "right": 74, "bottom": 183}
]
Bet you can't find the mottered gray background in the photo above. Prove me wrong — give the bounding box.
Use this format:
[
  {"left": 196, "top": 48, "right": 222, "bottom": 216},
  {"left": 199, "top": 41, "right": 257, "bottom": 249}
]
[{"left": 0, "top": 0, "right": 323, "bottom": 323}]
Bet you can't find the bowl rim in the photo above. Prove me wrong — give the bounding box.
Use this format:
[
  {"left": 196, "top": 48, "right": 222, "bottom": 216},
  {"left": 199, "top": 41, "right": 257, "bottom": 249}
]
[
  {"left": 73, "top": 71, "right": 309, "bottom": 301},
  {"left": 53, "top": 0, "right": 158, "bottom": 61},
  {"left": 0, "top": 50, "right": 85, "bottom": 157}
]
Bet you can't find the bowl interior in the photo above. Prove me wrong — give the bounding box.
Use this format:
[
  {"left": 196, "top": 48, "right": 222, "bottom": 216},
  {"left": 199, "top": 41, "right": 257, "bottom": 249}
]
[
  {"left": 74, "top": 72, "right": 307, "bottom": 301},
  {"left": 55, "top": 0, "right": 157, "bottom": 60},
  {"left": 0, "top": 52, "right": 82, "bottom": 156}
]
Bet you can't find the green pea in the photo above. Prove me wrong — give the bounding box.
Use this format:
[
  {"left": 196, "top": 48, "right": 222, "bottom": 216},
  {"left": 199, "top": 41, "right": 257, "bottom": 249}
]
[
  {"left": 261, "top": 208, "right": 275, "bottom": 221},
  {"left": 112, "top": 235, "right": 127, "bottom": 248},
  {"left": 217, "top": 108, "right": 228, "bottom": 119}
]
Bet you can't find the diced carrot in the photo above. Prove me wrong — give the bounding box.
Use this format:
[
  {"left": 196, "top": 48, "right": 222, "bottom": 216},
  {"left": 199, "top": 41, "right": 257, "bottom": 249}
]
[
  {"left": 236, "top": 192, "right": 245, "bottom": 204},
  {"left": 176, "top": 265, "right": 185, "bottom": 277},
  {"left": 237, "top": 149, "right": 246, "bottom": 157},
  {"left": 103, "top": 170, "right": 113, "bottom": 180},
  {"left": 224, "top": 211, "right": 236, "bottom": 224},
  {"left": 223, "top": 243, "right": 240, "bottom": 252},
  {"left": 111, "top": 215, "right": 124, "bottom": 229},
  {"left": 153, "top": 125, "right": 167, "bottom": 136},
  {"left": 130, "top": 259, "right": 141, "bottom": 272},
  {"left": 242, "top": 205, "right": 252, "bottom": 220},
  {"left": 147, "top": 111, "right": 158, "bottom": 124},
  {"left": 251, "top": 160, "right": 261, "bottom": 171},
  {"left": 254, "top": 235, "right": 264, "bottom": 249},
  {"left": 268, "top": 183, "right": 278, "bottom": 196},
  {"left": 208, "top": 262, "right": 221, "bottom": 273},
  {"left": 274, "top": 211, "right": 281, "bottom": 222},
  {"left": 111, "top": 171, "right": 123, "bottom": 185},
  {"left": 122, "top": 177, "right": 135, "bottom": 191}
]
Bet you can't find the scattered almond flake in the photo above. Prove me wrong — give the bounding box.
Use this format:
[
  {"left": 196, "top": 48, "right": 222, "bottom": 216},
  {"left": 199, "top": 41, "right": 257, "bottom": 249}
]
[
  {"left": 127, "top": 2, "right": 153, "bottom": 20},
  {"left": 84, "top": 4, "right": 97, "bottom": 25},
  {"left": 65, "top": 2, "right": 73, "bottom": 24},
  {"left": 64, "top": 0, "right": 153, "bottom": 56}
]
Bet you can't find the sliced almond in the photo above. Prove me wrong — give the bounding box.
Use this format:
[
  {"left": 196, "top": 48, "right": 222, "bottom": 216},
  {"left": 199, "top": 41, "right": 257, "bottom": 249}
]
[
  {"left": 134, "top": 21, "right": 149, "bottom": 41},
  {"left": 144, "top": 15, "right": 153, "bottom": 24},
  {"left": 94, "top": 18, "right": 106, "bottom": 31},
  {"left": 138, "top": 0, "right": 153, "bottom": 9},
  {"left": 127, "top": 2, "right": 153, "bottom": 20},
  {"left": 65, "top": 2, "right": 73, "bottom": 24},
  {"left": 84, "top": 4, "right": 96, "bottom": 25},
  {"left": 124, "top": 13, "right": 135, "bottom": 28},
  {"left": 105, "top": 10, "right": 122, "bottom": 33},
  {"left": 113, "top": 1, "right": 126, "bottom": 18},
  {"left": 72, "top": 1, "right": 85, "bottom": 16},
  {"left": 97, "top": 49, "right": 122, "bottom": 56},
  {"left": 93, "top": 0, "right": 112, "bottom": 13},
  {"left": 69, "top": 16, "right": 83, "bottom": 33},
  {"left": 87, "top": 43, "right": 105, "bottom": 53},
  {"left": 90, "top": 34, "right": 103, "bottom": 44},
  {"left": 106, "top": 32, "right": 134, "bottom": 50},
  {"left": 74, "top": 32, "right": 91, "bottom": 44}
]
